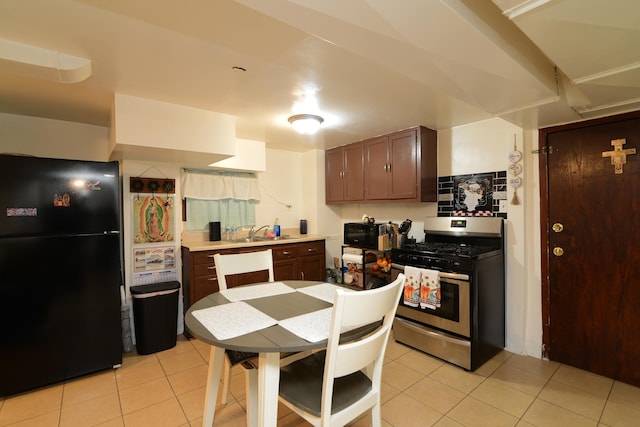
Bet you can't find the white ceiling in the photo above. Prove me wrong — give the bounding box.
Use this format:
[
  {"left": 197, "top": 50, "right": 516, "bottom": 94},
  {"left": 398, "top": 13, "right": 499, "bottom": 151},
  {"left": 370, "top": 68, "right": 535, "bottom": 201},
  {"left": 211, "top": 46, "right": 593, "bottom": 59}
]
[{"left": 0, "top": 0, "right": 638, "bottom": 153}]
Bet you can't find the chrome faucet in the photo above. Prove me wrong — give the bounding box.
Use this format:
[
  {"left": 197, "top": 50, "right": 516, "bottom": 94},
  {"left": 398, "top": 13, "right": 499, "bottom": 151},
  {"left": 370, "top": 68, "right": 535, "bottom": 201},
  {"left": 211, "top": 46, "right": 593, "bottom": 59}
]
[{"left": 249, "top": 224, "right": 270, "bottom": 239}]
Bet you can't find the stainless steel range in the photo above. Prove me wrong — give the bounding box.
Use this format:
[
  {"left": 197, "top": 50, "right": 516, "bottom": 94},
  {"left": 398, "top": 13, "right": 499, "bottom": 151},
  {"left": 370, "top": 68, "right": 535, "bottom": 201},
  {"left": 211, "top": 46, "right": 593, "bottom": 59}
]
[{"left": 390, "top": 216, "right": 505, "bottom": 371}]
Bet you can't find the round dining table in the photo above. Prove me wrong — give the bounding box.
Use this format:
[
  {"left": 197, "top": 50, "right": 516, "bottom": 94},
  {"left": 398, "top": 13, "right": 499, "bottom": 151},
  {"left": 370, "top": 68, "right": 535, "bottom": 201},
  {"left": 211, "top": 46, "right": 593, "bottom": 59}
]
[{"left": 184, "top": 280, "right": 362, "bottom": 427}]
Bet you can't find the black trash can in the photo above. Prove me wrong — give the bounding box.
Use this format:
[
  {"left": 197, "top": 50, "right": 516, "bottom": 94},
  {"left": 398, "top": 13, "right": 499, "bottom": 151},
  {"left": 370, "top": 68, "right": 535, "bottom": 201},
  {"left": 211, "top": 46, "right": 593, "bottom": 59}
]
[{"left": 131, "top": 281, "right": 181, "bottom": 355}]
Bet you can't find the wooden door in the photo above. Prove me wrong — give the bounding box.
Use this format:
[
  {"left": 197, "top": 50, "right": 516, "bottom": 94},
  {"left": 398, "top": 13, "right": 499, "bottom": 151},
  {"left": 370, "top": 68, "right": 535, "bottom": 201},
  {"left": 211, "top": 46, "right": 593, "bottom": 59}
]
[
  {"left": 298, "top": 240, "right": 326, "bottom": 281},
  {"left": 364, "top": 136, "right": 390, "bottom": 200},
  {"left": 274, "top": 259, "right": 298, "bottom": 281},
  {"left": 325, "top": 146, "right": 345, "bottom": 203},
  {"left": 540, "top": 111, "right": 640, "bottom": 387},
  {"left": 389, "top": 128, "right": 417, "bottom": 199},
  {"left": 326, "top": 143, "right": 364, "bottom": 203},
  {"left": 343, "top": 142, "right": 364, "bottom": 201},
  {"left": 299, "top": 256, "right": 325, "bottom": 281}
]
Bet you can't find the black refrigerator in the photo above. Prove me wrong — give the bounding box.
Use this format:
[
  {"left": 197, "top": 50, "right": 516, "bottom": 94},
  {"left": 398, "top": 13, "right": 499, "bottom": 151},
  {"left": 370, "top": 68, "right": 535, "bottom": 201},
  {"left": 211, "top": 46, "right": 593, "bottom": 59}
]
[{"left": 0, "top": 154, "right": 123, "bottom": 396}]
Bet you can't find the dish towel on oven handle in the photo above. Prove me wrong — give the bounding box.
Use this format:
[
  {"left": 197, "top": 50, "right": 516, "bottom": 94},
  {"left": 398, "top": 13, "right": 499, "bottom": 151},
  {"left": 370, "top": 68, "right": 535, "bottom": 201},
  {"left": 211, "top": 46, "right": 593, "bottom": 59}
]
[
  {"left": 420, "top": 268, "right": 441, "bottom": 310},
  {"left": 403, "top": 266, "right": 421, "bottom": 307}
]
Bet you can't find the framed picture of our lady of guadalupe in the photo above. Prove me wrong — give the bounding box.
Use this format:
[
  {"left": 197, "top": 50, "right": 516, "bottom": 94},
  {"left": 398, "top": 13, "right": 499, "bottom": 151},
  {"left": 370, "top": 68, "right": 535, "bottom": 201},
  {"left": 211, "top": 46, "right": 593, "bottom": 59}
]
[{"left": 133, "top": 195, "right": 175, "bottom": 244}]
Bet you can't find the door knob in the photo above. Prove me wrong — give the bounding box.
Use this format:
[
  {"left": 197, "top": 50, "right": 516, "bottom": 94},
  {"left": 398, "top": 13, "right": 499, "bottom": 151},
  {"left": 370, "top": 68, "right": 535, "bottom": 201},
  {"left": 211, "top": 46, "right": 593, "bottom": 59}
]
[
  {"left": 552, "top": 223, "right": 564, "bottom": 233},
  {"left": 553, "top": 247, "right": 564, "bottom": 257}
]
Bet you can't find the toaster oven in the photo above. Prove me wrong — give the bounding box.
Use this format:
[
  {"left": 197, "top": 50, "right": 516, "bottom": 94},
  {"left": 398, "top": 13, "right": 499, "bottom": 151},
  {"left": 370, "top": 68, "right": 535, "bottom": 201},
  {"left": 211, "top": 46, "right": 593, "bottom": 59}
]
[{"left": 343, "top": 222, "right": 384, "bottom": 249}]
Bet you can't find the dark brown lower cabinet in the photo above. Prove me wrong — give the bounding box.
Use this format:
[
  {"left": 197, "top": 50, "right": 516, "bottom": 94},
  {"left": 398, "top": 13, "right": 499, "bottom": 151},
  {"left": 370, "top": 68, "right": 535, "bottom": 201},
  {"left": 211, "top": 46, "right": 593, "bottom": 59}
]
[{"left": 181, "top": 239, "right": 326, "bottom": 312}]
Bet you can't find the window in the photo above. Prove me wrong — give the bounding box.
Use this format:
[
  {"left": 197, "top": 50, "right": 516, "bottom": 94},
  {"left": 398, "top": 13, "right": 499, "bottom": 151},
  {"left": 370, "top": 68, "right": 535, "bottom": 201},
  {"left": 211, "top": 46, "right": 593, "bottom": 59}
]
[{"left": 182, "top": 169, "right": 260, "bottom": 231}]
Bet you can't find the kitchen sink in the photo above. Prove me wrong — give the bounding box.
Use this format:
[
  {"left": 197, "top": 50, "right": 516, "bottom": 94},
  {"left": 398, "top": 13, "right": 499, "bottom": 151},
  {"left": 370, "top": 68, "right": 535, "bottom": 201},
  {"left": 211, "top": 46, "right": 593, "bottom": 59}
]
[
  {"left": 225, "top": 235, "right": 289, "bottom": 243},
  {"left": 255, "top": 235, "right": 289, "bottom": 241}
]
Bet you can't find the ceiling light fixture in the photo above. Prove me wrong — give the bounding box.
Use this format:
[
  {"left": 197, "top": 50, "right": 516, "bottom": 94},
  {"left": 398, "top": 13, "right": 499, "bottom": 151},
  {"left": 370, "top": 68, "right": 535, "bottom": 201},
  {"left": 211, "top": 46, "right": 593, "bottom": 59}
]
[{"left": 288, "top": 113, "right": 324, "bottom": 135}]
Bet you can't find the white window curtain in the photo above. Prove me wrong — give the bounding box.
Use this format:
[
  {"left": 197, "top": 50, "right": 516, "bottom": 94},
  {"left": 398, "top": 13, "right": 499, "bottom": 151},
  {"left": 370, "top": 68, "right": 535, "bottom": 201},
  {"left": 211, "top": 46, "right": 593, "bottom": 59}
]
[{"left": 182, "top": 169, "right": 260, "bottom": 231}]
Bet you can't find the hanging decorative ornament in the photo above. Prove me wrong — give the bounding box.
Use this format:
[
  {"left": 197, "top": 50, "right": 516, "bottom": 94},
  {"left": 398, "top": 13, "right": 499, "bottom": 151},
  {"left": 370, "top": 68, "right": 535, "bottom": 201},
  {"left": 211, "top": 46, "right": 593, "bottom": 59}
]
[
  {"left": 509, "top": 149, "right": 522, "bottom": 163},
  {"left": 508, "top": 134, "right": 523, "bottom": 205},
  {"left": 508, "top": 162, "right": 522, "bottom": 176},
  {"left": 511, "top": 190, "right": 520, "bottom": 206},
  {"left": 510, "top": 176, "right": 522, "bottom": 205},
  {"left": 509, "top": 134, "right": 522, "bottom": 163}
]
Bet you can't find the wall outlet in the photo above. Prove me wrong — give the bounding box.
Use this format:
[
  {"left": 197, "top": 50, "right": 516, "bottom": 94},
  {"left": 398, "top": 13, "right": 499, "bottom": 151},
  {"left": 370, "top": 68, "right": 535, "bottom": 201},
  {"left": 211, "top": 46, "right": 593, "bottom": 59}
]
[
  {"left": 494, "top": 191, "right": 507, "bottom": 200},
  {"left": 499, "top": 200, "right": 507, "bottom": 212}
]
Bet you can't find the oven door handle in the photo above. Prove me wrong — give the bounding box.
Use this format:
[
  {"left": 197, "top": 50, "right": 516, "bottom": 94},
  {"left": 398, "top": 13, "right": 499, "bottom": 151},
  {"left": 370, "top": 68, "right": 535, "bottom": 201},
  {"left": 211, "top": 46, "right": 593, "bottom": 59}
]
[
  {"left": 438, "top": 272, "right": 470, "bottom": 281},
  {"left": 391, "top": 263, "right": 469, "bottom": 282}
]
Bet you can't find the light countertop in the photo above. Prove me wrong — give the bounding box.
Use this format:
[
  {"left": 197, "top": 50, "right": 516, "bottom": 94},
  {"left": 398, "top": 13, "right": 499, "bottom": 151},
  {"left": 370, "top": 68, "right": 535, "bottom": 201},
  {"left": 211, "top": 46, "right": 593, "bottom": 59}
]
[{"left": 181, "top": 234, "right": 328, "bottom": 252}]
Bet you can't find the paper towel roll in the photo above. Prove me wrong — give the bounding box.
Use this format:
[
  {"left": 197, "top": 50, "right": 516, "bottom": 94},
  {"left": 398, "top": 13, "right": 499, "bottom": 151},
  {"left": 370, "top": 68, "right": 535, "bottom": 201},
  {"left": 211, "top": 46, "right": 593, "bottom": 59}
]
[{"left": 342, "top": 253, "right": 364, "bottom": 265}]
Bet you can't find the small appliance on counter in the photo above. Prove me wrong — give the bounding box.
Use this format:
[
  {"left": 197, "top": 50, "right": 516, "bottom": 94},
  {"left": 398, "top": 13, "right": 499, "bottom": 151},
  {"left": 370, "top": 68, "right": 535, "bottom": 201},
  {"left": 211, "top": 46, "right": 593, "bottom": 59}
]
[
  {"left": 344, "top": 219, "right": 414, "bottom": 250},
  {"left": 209, "top": 221, "right": 221, "bottom": 241},
  {"left": 343, "top": 222, "right": 385, "bottom": 249}
]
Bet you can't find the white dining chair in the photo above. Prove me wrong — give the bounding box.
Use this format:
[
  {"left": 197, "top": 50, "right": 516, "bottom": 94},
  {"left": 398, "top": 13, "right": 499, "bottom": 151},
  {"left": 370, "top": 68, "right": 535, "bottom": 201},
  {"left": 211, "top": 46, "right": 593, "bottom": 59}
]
[
  {"left": 277, "top": 273, "right": 406, "bottom": 427},
  {"left": 215, "top": 249, "right": 275, "bottom": 291},
  {"left": 213, "top": 249, "right": 274, "bottom": 413}
]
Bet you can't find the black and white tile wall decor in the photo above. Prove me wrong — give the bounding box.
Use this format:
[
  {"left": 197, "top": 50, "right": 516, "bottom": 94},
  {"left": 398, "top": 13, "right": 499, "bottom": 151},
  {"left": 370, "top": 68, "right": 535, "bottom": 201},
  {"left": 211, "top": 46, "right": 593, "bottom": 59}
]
[{"left": 437, "top": 171, "right": 507, "bottom": 219}]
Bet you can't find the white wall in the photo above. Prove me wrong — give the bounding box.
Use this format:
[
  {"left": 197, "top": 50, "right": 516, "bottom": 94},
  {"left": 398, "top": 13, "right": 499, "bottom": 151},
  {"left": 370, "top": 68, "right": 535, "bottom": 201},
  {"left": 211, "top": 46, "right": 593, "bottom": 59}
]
[
  {"left": 1, "top": 113, "right": 109, "bottom": 160},
  {"left": 319, "top": 118, "right": 542, "bottom": 358},
  {"left": 111, "top": 94, "right": 236, "bottom": 165},
  {"left": 210, "top": 138, "right": 266, "bottom": 172},
  {"left": 254, "top": 148, "right": 303, "bottom": 229},
  {"left": 522, "top": 128, "right": 543, "bottom": 357},
  {"left": 302, "top": 149, "right": 344, "bottom": 268},
  {"left": 439, "top": 118, "right": 541, "bottom": 357},
  {"left": 3, "top": 113, "right": 543, "bottom": 359},
  {"left": 120, "top": 160, "right": 184, "bottom": 340},
  {"left": 0, "top": 113, "right": 186, "bottom": 342}
]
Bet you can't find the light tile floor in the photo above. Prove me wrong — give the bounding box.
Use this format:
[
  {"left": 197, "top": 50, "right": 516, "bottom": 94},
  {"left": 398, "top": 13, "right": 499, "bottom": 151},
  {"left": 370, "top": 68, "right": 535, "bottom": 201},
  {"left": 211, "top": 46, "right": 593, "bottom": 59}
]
[{"left": 1, "top": 334, "right": 639, "bottom": 427}]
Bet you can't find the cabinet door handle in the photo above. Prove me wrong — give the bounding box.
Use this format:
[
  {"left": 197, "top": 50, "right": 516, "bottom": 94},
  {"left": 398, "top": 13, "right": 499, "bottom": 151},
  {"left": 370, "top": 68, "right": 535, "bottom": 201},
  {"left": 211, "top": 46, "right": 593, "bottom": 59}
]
[
  {"left": 307, "top": 248, "right": 316, "bottom": 253},
  {"left": 207, "top": 277, "right": 218, "bottom": 282},
  {"left": 300, "top": 271, "right": 305, "bottom": 280},
  {"left": 282, "top": 251, "right": 292, "bottom": 255},
  {"left": 207, "top": 266, "right": 215, "bottom": 270},
  {"left": 207, "top": 254, "right": 215, "bottom": 258},
  {"left": 387, "top": 163, "right": 392, "bottom": 173}
]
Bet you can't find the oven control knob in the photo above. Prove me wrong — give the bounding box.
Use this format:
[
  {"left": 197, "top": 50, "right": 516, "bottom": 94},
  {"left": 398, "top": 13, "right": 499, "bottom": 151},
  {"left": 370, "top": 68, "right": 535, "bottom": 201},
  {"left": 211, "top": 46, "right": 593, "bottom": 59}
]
[
  {"left": 552, "top": 223, "right": 564, "bottom": 233},
  {"left": 553, "top": 247, "right": 564, "bottom": 257}
]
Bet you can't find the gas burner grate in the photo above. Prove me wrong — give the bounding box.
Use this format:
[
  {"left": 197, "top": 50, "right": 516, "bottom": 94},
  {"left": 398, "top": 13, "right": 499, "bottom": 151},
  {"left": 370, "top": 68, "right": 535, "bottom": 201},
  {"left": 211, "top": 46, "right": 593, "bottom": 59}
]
[{"left": 400, "top": 242, "right": 497, "bottom": 257}]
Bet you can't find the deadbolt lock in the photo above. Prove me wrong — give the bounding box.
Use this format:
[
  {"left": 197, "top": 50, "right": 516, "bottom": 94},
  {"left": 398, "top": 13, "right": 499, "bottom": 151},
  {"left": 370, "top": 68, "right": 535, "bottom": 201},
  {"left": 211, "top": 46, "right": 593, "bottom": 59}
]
[
  {"left": 553, "top": 247, "right": 564, "bottom": 257},
  {"left": 552, "top": 223, "right": 564, "bottom": 233}
]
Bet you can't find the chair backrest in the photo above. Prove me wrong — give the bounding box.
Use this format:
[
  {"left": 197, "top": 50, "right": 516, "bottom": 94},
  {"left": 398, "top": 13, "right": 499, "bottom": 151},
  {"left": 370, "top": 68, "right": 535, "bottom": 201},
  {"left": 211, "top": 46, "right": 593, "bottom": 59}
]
[
  {"left": 213, "top": 249, "right": 275, "bottom": 290},
  {"left": 321, "top": 273, "right": 405, "bottom": 422}
]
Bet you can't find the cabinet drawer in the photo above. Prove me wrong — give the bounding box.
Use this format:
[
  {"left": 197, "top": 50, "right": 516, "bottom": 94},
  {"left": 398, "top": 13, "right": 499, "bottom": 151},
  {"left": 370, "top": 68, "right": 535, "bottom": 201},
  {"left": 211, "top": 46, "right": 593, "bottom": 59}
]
[
  {"left": 193, "top": 275, "right": 219, "bottom": 303},
  {"left": 298, "top": 240, "right": 325, "bottom": 257},
  {"left": 194, "top": 263, "right": 216, "bottom": 277},
  {"left": 272, "top": 245, "right": 298, "bottom": 260},
  {"left": 192, "top": 251, "right": 216, "bottom": 265}
]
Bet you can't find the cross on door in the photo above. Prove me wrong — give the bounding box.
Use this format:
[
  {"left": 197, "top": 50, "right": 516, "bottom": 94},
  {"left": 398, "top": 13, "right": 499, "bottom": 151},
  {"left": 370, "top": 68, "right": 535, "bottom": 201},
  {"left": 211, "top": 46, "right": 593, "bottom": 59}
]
[{"left": 601, "top": 138, "right": 636, "bottom": 174}]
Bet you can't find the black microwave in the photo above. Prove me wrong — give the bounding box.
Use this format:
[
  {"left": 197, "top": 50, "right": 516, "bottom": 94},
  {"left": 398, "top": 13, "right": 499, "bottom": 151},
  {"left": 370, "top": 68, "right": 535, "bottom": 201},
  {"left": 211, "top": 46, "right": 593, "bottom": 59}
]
[{"left": 344, "top": 222, "right": 384, "bottom": 249}]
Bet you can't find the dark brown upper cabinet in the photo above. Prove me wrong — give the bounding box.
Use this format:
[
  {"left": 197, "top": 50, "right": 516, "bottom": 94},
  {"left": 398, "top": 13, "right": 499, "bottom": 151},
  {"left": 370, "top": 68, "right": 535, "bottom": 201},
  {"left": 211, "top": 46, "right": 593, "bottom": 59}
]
[
  {"left": 325, "top": 141, "right": 364, "bottom": 203},
  {"left": 326, "top": 126, "right": 437, "bottom": 204}
]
